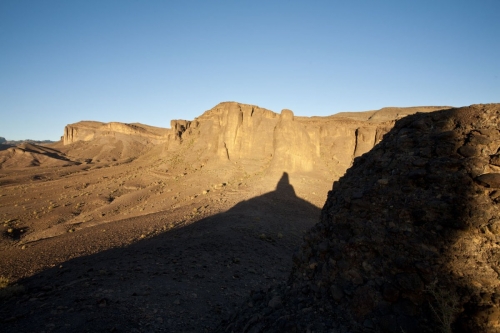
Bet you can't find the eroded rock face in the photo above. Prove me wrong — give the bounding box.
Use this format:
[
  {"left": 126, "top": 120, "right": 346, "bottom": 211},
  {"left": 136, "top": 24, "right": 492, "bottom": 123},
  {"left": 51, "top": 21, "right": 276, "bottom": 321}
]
[
  {"left": 220, "top": 104, "right": 500, "bottom": 333},
  {"left": 179, "top": 102, "right": 444, "bottom": 177},
  {"left": 60, "top": 102, "right": 446, "bottom": 178},
  {"left": 63, "top": 121, "right": 170, "bottom": 145}
]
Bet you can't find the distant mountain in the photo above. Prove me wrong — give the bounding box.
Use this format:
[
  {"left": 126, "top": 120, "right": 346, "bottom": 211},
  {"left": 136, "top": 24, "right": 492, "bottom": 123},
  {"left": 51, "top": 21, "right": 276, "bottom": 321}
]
[{"left": 0, "top": 138, "right": 55, "bottom": 145}]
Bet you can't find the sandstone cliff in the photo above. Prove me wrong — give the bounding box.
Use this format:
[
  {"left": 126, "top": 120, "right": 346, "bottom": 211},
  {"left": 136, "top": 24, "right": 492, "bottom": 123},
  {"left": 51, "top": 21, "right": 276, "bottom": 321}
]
[
  {"left": 176, "top": 102, "right": 446, "bottom": 177},
  {"left": 6, "top": 102, "right": 447, "bottom": 179},
  {"left": 63, "top": 121, "right": 170, "bottom": 145}
]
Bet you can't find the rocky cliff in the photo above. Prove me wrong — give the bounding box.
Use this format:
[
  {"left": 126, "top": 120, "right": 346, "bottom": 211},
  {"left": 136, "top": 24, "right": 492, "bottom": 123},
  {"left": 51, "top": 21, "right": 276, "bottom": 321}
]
[
  {"left": 175, "top": 102, "right": 446, "bottom": 177},
  {"left": 6, "top": 102, "right": 447, "bottom": 177},
  {"left": 62, "top": 121, "right": 171, "bottom": 145},
  {"left": 220, "top": 103, "right": 500, "bottom": 333}
]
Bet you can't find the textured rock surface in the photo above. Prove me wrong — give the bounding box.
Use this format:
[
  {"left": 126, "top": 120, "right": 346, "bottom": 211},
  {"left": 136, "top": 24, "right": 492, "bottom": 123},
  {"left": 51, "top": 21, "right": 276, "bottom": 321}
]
[
  {"left": 63, "top": 121, "right": 171, "bottom": 145},
  {"left": 219, "top": 103, "right": 500, "bottom": 333},
  {"left": 177, "top": 102, "right": 446, "bottom": 177}
]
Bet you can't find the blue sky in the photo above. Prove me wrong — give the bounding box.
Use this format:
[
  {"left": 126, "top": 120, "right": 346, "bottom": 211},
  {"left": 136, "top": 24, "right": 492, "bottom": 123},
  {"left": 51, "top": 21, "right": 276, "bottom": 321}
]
[{"left": 1, "top": 1, "right": 499, "bottom": 140}]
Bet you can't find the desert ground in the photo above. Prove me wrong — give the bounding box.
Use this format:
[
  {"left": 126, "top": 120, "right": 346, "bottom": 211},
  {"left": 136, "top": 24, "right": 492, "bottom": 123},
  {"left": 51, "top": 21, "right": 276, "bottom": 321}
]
[{"left": 0, "top": 157, "right": 323, "bottom": 332}]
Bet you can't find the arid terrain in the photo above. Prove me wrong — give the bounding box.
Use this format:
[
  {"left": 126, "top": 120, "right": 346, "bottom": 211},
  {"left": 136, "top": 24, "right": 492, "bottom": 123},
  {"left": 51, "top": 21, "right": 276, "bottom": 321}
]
[{"left": 1, "top": 101, "right": 475, "bottom": 332}]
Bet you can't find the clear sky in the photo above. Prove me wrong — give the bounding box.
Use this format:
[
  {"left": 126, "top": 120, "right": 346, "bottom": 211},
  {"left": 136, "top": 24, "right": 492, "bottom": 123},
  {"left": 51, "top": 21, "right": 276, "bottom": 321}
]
[{"left": 1, "top": 1, "right": 499, "bottom": 140}]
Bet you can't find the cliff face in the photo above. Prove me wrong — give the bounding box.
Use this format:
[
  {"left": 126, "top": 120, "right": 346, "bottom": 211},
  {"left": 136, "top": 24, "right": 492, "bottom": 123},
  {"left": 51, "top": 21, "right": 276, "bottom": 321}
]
[
  {"left": 59, "top": 102, "right": 447, "bottom": 177},
  {"left": 62, "top": 121, "right": 171, "bottom": 145},
  {"left": 177, "top": 102, "right": 443, "bottom": 177}
]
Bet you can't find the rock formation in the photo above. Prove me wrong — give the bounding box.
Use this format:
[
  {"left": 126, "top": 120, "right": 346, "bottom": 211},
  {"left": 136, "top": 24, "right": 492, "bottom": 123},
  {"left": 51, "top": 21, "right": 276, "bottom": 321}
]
[
  {"left": 175, "top": 102, "right": 447, "bottom": 177},
  {"left": 54, "top": 102, "right": 448, "bottom": 178},
  {"left": 0, "top": 102, "right": 448, "bottom": 174},
  {"left": 62, "top": 121, "right": 171, "bottom": 145},
  {"left": 60, "top": 121, "right": 176, "bottom": 163},
  {"left": 220, "top": 103, "right": 500, "bottom": 333}
]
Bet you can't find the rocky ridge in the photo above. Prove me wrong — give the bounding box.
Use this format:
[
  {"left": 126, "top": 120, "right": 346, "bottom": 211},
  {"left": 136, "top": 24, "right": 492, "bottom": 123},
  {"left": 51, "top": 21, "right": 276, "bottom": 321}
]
[
  {"left": 0, "top": 143, "right": 78, "bottom": 169},
  {"left": 167, "top": 102, "right": 447, "bottom": 177},
  {"left": 58, "top": 102, "right": 447, "bottom": 177},
  {"left": 220, "top": 103, "right": 500, "bottom": 333},
  {"left": 62, "top": 121, "right": 171, "bottom": 145}
]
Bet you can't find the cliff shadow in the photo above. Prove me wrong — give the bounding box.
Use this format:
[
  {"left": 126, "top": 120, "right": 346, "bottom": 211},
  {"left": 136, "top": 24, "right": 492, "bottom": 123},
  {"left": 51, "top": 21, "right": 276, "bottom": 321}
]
[{"left": 0, "top": 172, "right": 320, "bottom": 332}]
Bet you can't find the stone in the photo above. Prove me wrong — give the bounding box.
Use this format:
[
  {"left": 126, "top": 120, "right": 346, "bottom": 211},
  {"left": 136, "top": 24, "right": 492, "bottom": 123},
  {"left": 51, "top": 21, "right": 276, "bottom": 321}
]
[
  {"left": 330, "top": 285, "right": 344, "bottom": 301},
  {"left": 488, "top": 220, "right": 500, "bottom": 235},
  {"left": 268, "top": 296, "right": 282, "bottom": 309},
  {"left": 490, "top": 155, "right": 500, "bottom": 166},
  {"left": 476, "top": 173, "right": 500, "bottom": 188},
  {"left": 377, "top": 178, "right": 389, "bottom": 185},
  {"left": 458, "top": 145, "right": 481, "bottom": 157},
  {"left": 280, "top": 109, "right": 294, "bottom": 120}
]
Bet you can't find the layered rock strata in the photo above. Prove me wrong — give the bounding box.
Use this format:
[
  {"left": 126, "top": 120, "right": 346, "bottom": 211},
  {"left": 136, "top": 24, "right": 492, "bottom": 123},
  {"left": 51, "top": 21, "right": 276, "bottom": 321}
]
[
  {"left": 178, "top": 102, "right": 446, "bottom": 177},
  {"left": 63, "top": 121, "right": 171, "bottom": 145},
  {"left": 62, "top": 103, "right": 446, "bottom": 177}
]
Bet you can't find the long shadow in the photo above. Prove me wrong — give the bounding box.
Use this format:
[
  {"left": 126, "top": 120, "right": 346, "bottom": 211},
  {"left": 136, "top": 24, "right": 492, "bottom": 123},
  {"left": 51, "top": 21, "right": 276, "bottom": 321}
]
[
  {"left": 0, "top": 144, "right": 15, "bottom": 152},
  {"left": 19, "top": 144, "right": 75, "bottom": 162},
  {"left": 0, "top": 172, "right": 320, "bottom": 332}
]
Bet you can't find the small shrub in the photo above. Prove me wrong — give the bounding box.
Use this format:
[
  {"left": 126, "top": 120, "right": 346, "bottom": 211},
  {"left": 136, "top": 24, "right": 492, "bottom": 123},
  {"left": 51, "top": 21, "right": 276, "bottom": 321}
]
[
  {"left": 0, "top": 276, "right": 9, "bottom": 289},
  {"left": 426, "top": 280, "right": 460, "bottom": 333}
]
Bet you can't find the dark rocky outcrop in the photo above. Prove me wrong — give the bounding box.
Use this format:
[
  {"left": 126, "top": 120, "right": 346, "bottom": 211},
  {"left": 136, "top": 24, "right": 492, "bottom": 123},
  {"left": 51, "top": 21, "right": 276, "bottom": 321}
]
[{"left": 218, "top": 103, "right": 500, "bottom": 333}]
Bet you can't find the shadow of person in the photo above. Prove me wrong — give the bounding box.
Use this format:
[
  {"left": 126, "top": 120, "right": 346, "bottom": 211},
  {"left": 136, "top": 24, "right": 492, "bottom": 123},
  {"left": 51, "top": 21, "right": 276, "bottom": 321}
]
[
  {"left": 275, "top": 172, "right": 296, "bottom": 198},
  {"left": 0, "top": 171, "right": 320, "bottom": 333}
]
